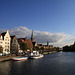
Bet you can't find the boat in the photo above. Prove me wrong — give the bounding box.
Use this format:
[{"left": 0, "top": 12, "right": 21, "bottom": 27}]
[
  {"left": 28, "top": 51, "right": 44, "bottom": 59},
  {"left": 30, "top": 54, "right": 44, "bottom": 59},
  {"left": 12, "top": 57, "right": 28, "bottom": 61}
]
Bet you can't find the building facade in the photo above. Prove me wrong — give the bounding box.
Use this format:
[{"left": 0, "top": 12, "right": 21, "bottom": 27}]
[
  {"left": 0, "top": 30, "right": 11, "bottom": 54},
  {"left": 11, "top": 35, "right": 20, "bottom": 54},
  {"left": 18, "top": 36, "right": 33, "bottom": 51}
]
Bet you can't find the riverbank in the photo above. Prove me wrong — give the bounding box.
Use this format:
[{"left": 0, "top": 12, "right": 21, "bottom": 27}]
[
  {"left": 0, "top": 55, "right": 22, "bottom": 62},
  {"left": 42, "top": 51, "right": 57, "bottom": 55},
  {"left": 0, "top": 51, "right": 57, "bottom": 62}
]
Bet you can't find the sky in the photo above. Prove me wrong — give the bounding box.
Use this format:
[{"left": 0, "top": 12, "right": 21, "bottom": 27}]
[{"left": 0, "top": 0, "right": 75, "bottom": 47}]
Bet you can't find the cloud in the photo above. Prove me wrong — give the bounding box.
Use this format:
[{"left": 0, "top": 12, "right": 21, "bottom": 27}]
[
  {"left": 0, "top": 26, "right": 71, "bottom": 47},
  {"left": 34, "top": 31, "right": 70, "bottom": 43},
  {"left": 69, "top": 37, "right": 75, "bottom": 41},
  {"left": 9, "top": 26, "right": 31, "bottom": 38}
]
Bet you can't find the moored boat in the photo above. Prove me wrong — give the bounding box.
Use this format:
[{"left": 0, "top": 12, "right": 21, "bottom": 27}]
[
  {"left": 12, "top": 57, "right": 28, "bottom": 61},
  {"left": 30, "top": 54, "right": 44, "bottom": 59},
  {"left": 28, "top": 51, "right": 44, "bottom": 59}
]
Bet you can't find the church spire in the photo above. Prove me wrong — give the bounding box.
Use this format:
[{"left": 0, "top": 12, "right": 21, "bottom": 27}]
[
  {"left": 31, "top": 30, "right": 33, "bottom": 39},
  {"left": 31, "top": 30, "right": 34, "bottom": 42}
]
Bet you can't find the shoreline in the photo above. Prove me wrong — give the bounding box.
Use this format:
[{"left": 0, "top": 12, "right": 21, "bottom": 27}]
[
  {"left": 42, "top": 51, "right": 57, "bottom": 55},
  {"left": 0, "top": 51, "right": 57, "bottom": 62},
  {"left": 0, "top": 56, "right": 22, "bottom": 62}
]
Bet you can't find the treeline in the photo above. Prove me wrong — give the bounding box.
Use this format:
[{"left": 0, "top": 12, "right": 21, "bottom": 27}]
[
  {"left": 33, "top": 46, "right": 59, "bottom": 51},
  {"left": 63, "top": 43, "right": 75, "bottom": 51}
]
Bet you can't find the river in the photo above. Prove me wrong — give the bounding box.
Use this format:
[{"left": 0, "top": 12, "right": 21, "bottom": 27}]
[{"left": 0, "top": 51, "right": 75, "bottom": 75}]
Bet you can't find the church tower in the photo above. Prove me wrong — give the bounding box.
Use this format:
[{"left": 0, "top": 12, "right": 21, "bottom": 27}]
[{"left": 31, "top": 30, "right": 34, "bottom": 42}]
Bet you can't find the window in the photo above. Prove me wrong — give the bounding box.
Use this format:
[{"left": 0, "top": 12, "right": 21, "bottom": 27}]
[
  {"left": 14, "top": 44, "right": 16, "bottom": 45},
  {"left": 0, "top": 42, "right": 3, "bottom": 43},
  {"left": 5, "top": 39, "right": 7, "bottom": 41},
  {"left": 5, "top": 42, "right": 7, "bottom": 44},
  {"left": 7, "top": 49, "right": 9, "bottom": 52}
]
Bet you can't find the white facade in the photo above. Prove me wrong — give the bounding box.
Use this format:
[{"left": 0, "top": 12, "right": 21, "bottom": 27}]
[{"left": 0, "top": 30, "right": 11, "bottom": 54}]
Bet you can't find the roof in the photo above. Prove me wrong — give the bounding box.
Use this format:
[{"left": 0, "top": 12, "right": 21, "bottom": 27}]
[
  {"left": 37, "top": 44, "right": 43, "bottom": 46},
  {"left": 0, "top": 34, "right": 1, "bottom": 37},
  {"left": 18, "top": 38, "right": 33, "bottom": 49},
  {"left": 32, "top": 42, "right": 37, "bottom": 45},
  {"left": 10, "top": 35, "right": 16, "bottom": 43},
  {"left": 10, "top": 35, "right": 16, "bottom": 40},
  {"left": 1, "top": 32, "right": 6, "bottom": 40}
]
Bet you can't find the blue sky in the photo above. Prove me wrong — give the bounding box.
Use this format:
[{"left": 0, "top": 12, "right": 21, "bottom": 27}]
[{"left": 0, "top": 0, "right": 75, "bottom": 47}]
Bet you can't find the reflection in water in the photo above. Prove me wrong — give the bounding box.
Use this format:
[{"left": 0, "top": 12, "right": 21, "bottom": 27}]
[
  {"left": 0, "top": 61, "right": 11, "bottom": 75},
  {"left": 0, "top": 52, "right": 75, "bottom": 75}
]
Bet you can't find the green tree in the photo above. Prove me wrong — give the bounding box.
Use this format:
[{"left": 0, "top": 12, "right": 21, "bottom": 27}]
[
  {"left": 0, "top": 46, "right": 3, "bottom": 53},
  {"left": 20, "top": 42, "right": 28, "bottom": 52},
  {"left": 40, "top": 47, "right": 44, "bottom": 50},
  {"left": 33, "top": 46, "right": 40, "bottom": 50}
]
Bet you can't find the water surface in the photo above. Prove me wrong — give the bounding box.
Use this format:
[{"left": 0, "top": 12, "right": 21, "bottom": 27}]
[{"left": 0, "top": 51, "right": 75, "bottom": 75}]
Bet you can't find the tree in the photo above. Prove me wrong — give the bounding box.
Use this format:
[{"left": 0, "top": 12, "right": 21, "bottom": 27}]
[
  {"left": 20, "top": 42, "right": 28, "bottom": 52},
  {"left": 33, "top": 46, "right": 40, "bottom": 50},
  {"left": 0, "top": 46, "right": 3, "bottom": 53},
  {"left": 40, "top": 47, "right": 44, "bottom": 50}
]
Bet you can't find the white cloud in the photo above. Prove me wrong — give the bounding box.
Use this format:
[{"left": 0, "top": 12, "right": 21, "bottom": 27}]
[
  {"left": 0, "top": 26, "right": 71, "bottom": 47},
  {"left": 9, "top": 26, "right": 31, "bottom": 38},
  {"left": 34, "top": 31, "right": 70, "bottom": 43},
  {"left": 69, "top": 37, "right": 75, "bottom": 41}
]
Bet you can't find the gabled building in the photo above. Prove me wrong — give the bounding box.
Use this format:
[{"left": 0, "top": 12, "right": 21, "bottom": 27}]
[
  {"left": 10, "top": 35, "right": 20, "bottom": 54},
  {"left": 0, "top": 30, "right": 11, "bottom": 54},
  {"left": 18, "top": 36, "right": 33, "bottom": 51},
  {"left": 17, "top": 31, "right": 37, "bottom": 51}
]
